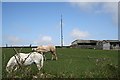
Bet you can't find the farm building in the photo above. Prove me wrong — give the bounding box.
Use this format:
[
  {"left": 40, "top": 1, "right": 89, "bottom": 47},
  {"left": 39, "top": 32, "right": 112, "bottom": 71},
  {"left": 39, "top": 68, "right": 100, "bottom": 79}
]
[
  {"left": 71, "top": 39, "right": 98, "bottom": 49},
  {"left": 70, "top": 39, "right": 120, "bottom": 50},
  {"left": 102, "top": 40, "right": 120, "bottom": 50}
]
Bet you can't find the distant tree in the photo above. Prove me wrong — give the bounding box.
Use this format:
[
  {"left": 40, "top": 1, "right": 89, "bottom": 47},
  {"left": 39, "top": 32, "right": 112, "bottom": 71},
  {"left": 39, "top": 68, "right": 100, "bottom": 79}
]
[
  {"left": 6, "top": 44, "right": 8, "bottom": 47},
  {"left": 30, "top": 44, "right": 32, "bottom": 47}
]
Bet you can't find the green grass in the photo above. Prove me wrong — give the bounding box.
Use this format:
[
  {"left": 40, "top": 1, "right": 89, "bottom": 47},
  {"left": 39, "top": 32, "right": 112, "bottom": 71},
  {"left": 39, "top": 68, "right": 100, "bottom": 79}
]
[{"left": 2, "top": 48, "right": 118, "bottom": 78}]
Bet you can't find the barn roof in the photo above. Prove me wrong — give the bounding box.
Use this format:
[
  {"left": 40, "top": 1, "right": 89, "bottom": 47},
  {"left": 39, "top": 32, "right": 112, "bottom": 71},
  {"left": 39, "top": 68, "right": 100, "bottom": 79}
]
[
  {"left": 71, "top": 39, "right": 120, "bottom": 45},
  {"left": 103, "top": 40, "right": 120, "bottom": 43},
  {"left": 71, "top": 39, "right": 98, "bottom": 44}
]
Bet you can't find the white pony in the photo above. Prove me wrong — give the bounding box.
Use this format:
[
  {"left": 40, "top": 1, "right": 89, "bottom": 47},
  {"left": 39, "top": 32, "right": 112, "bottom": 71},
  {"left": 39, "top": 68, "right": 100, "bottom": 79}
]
[
  {"left": 6, "top": 52, "right": 43, "bottom": 73},
  {"left": 32, "top": 45, "right": 58, "bottom": 60}
]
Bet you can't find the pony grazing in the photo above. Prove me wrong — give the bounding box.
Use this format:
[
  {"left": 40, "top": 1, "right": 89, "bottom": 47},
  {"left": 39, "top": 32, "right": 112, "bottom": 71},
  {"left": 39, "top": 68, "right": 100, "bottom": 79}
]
[
  {"left": 6, "top": 48, "right": 44, "bottom": 73},
  {"left": 32, "top": 45, "right": 58, "bottom": 60}
]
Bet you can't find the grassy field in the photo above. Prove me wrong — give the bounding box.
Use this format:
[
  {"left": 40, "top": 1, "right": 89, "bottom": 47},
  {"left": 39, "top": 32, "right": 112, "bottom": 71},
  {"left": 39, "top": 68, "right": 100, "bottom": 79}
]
[{"left": 2, "top": 48, "right": 119, "bottom": 78}]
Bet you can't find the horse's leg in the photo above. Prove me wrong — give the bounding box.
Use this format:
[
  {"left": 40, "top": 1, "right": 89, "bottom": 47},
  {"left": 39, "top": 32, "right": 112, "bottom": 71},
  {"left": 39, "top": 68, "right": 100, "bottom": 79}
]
[
  {"left": 36, "top": 61, "right": 43, "bottom": 71},
  {"left": 36, "top": 64, "right": 41, "bottom": 71},
  {"left": 50, "top": 51, "right": 54, "bottom": 60},
  {"left": 54, "top": 53, "right": 58, "bottom": 60},
  {"left": 43, "top": 54, "right": 46, "bottom": 61},
  {"left": 51, "top": 51, "right": 57, "bottom": 60},
  {"left": 43, "top": 53, "right": 46, "bottom": 61},
  {"left": 51, "top": 54, "right": 54, "bottom": 60},
  {"left": 41, "top": 52, "right": 46, "bottom": 61},
  {"left": 6, "top": 63, "right": 16, "bottom": 73},
  {"left": 55, "top": 54, "right": 58, "bottom": 60},
  {"left": 53, "top": 51, "right": 58, "bottom": 60},
  {"left": 36, "top": 61, "right": 44, "bottom": 76},
  {"left": 14, "top": 66, "right": 18, "bottom": 71},
  {"left": 6, "top": 66, "right": 11, "bottom": 73}
]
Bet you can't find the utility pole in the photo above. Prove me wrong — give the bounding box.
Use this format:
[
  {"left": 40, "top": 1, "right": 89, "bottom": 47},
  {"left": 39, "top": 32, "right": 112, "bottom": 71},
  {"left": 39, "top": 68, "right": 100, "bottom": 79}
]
[{"left": 60, "top": 14, "right": 63, "bottom": 47}]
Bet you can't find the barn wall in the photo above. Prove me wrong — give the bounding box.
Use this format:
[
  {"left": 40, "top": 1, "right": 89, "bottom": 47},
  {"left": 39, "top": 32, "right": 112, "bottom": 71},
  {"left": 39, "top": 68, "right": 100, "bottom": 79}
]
[{"left": 103, "top": 43, "right": 110, "bottom": 50}]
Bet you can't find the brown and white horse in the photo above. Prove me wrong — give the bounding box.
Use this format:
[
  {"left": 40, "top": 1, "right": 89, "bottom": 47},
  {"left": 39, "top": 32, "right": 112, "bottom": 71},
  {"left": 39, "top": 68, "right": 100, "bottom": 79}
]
[{"left": 32, "top": 45, "right": 58, "bottom": 60}]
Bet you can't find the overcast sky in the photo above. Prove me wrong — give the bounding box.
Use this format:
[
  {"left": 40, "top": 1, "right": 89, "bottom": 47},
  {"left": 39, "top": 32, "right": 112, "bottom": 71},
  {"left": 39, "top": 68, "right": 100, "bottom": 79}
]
[{"left": 2, "top": 2, "right": 118, "bottom": 46}]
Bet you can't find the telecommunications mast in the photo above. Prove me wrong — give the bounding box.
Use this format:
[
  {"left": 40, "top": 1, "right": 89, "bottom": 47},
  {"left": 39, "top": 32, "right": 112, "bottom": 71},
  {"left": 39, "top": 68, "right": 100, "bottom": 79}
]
[{"left": 60, "top": 14, "right": 63, "bottom": 47}]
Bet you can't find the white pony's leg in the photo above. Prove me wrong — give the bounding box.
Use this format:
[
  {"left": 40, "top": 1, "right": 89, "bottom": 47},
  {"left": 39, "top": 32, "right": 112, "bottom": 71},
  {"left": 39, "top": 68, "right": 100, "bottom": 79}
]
[
  {"left": 6, "top": 60, "right": 16, "bottom": 73},
  {"left": 36, "top": 57, "right": 43, "bottom": 71},
  {"left": 6, "top": 66, "right": 10, "bottom": 73},
  {"left": 36, "top": 63, "right": 42, "bottom": 71},
  {"left": 41, "top": 56, "right": 43, "bottom": 68},
  {"left": 14, "top": 66, "right": 18, "bottom": 71},
  {"left": 6, "top": 64, "right": 15, "bottom": 73},
  {"left": 36, "top": 64, "right": 41, "bottom": 71}
]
